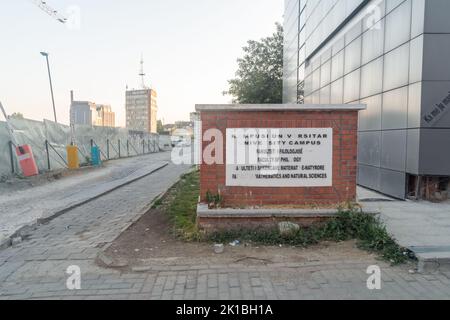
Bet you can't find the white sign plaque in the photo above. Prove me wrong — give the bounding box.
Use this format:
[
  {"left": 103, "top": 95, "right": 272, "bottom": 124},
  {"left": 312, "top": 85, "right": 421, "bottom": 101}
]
[{"left": 226, "top": 128, "right": 333, "bottom": 187}]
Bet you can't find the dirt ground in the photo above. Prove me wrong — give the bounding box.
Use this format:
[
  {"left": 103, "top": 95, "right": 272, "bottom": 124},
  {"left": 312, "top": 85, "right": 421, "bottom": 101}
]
[
  {"left": 103, "top": 207, "right": 381, "bottom": 269},
  {"left": 0, "top": 166, "right": 99, "bottom": 193}
]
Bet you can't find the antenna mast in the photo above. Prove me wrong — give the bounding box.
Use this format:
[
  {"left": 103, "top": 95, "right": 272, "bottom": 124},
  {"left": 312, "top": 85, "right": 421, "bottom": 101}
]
[{"left": 139, "top": 54, "right": 146, "bottom": 89}]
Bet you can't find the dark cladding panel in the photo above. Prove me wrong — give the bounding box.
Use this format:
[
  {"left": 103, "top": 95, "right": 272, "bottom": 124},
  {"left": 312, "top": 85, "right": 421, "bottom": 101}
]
[
  {"left": 358, "top": 164, "right": 381, "bottom": 191},
  {"left": 380, "top": 168, "right": 406, "bottom": 199},
  {"left": 419, "top": 129, "right": 450, "bottom": 175},
  {"left": 358, "top": 131, "right": 381, "bottom": 167},
  {"left": 381, "top": 130, "right": 407, "bottom": 172}
]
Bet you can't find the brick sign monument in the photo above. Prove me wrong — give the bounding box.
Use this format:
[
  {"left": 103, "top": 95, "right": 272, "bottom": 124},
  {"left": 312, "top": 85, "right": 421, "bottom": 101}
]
[{"left": 195, "top": 104, "right": 365, "bottom": 232}]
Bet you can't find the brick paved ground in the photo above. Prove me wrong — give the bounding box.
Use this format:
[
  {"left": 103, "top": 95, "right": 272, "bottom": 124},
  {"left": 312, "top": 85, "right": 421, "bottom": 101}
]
[
  {"left": 0, "top": 151, "right": 171, "bottom": 245},
  {"left": 0, "top": 157, "right": 449, "bottom": 300}
]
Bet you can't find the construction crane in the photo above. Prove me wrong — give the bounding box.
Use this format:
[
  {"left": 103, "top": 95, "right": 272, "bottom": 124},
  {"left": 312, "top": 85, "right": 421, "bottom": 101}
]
[{"left": 30, "top": 0, "right": 67, "bottom": 24}]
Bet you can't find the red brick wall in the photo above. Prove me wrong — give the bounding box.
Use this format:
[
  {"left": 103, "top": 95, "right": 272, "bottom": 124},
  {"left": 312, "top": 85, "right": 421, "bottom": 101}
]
[{"left": 200, "top": 110, "right": 358, "bottom": 208}]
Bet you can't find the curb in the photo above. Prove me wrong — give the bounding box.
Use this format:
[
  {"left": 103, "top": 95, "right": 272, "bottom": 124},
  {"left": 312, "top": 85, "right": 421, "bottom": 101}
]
[
  {"left": 37, "top": 162, "right": 169, "bottom": 224},
  {"left": 96, "top": 167, "right": 198, "bottom": 268},
  {"left": 417, "top": 257, "right": 450, "bottom": 274},
  {"left": 0, "top": 162, "right": 169, "bottom": 251},
  {"left": 414, "top": 250, "right": 450, "bottom": 274},
  {"left": 96, "top": 192, "right": 166, "bottom": 269}
]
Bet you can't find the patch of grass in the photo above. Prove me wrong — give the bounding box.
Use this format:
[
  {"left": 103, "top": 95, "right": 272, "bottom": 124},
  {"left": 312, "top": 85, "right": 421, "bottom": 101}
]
[
  {"left": 162, "top": 171, "right": 412, "bottom": 265},
  {"left": 205, "top": 190, "right": 223, "bottom": 209},
  {"left": 319, "top": 209, "right": 412, "bottom": 265},
  {"left": 151, "top": 198, "right": 164, "bottom": 209},
  {"left": 165, "top": 170, "right": 200, "bottom": 240}
]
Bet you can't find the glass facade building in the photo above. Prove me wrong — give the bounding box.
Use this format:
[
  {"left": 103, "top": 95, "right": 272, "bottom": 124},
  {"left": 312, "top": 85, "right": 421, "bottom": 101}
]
[{"left": 283, "top": 0, "right": 450, "bottom": 199}]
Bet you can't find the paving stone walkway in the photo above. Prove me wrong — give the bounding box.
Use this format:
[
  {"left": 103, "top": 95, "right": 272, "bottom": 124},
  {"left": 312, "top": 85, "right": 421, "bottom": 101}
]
[
  {"left": 0, "top": 156, "right": 450, "bottom": 300},
  {"left": 359, "top": 187, "right": 450, "bottom": 272},
  {"left": 0, "top": 152, "right": 171, "bottom": 245}
]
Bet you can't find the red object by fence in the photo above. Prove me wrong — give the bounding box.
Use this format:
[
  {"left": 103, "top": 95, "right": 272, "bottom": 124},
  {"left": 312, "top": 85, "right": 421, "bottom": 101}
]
[{"left": 16, "top": 145, "right": 39, "bottom": 177}]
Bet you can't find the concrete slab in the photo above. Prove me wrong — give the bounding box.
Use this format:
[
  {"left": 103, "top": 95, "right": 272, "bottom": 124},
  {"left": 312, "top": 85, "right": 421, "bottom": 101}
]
[
  {"left": 358, "top": 186, "right": 450, "bottom": 273},
  {"left": 197, "top": 203, "right": 380, "bottom": 218},
  {"left": 197, "top": 204, "right": 343, "bottom": 218},
  {"left": 357, "top": 186, "right": 396, "bottom": 202},
  {"left": 416, "top": 252, "right": 450, "bottom": 273}
]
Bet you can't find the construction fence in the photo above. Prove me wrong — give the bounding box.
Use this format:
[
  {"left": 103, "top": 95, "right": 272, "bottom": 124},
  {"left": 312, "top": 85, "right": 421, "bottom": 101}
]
[{"left": 0, "top": 118, "right": 172, "bottom": 180}]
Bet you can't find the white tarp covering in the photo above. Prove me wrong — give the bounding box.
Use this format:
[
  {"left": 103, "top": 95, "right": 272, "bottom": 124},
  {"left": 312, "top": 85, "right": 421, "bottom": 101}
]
[
  {"left": 0, "top": 122, "right": 13, "bottom": 181},
  {"left": 0, "top": 118, "right": 169, "bottom": 178}
]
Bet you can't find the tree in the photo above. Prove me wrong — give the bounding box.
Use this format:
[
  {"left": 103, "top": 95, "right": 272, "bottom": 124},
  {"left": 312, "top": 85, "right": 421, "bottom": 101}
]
[
  {"left": 157, "top": 120, "right": 164, "bottom": 134},
  {"left": 10, "top": 112, "right": 24, "bottom": 119},
  {"left": 224, "top": 23, "right": 283, "bottom": 104}
]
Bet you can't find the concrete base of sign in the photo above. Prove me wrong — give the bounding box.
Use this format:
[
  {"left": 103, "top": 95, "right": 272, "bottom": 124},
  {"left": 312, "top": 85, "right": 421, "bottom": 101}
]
[{"left": 196, "top": 204, "right": 379, "bottom": 233}]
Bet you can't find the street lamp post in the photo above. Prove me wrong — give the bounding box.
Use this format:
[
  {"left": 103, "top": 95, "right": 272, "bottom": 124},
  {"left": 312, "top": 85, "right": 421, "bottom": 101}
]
[{"left": 40, "top": 52, "right": 58, "bottom": 123}]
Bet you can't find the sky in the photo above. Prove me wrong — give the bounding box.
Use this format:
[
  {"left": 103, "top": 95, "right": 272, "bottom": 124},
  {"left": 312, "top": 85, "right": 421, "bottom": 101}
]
[{"left": 0, "top": 0, "right": 283, "bottom": 127}]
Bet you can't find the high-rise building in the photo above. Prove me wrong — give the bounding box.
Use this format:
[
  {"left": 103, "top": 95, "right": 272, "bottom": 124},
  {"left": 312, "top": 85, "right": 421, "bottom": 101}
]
[
  {"left": 94, "top": 105, "right": 115, "bottom": 128},
  {"left": 283, "top": 0, "right": 450, "bottom": 199},
  {"left": 70, "top": 101, "right": 97, "bottom": 126},
  {"left": 125, "top": 89, "right": 158, "bottom": 133},
  {"left": 70, "top": 101, "right": 115, "bottom": 128}
]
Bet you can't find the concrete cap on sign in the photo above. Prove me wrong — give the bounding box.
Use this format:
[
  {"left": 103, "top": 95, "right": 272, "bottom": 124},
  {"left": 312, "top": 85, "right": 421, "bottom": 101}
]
[{"left": 195, "top": 104, "right": 367, "bottom": 112}]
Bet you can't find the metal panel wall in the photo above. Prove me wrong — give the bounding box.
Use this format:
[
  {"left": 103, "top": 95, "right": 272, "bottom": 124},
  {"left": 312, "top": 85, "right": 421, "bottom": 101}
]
[
  {"left": 416, "top": 0, "right": 450, "bottom": 176},
  {"left": 283, "top": 0, "right": 450, "bottom": 198}
]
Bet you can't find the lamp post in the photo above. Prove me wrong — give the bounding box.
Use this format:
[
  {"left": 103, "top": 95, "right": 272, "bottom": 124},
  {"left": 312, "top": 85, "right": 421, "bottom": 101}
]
[{"left": 40, "top": 52, "right": 58, "bottom": 123}]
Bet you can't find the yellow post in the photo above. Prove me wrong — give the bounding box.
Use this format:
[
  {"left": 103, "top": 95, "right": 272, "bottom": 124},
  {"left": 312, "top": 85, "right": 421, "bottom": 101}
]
[{"left": 66, "top": 145, "right": 79, "bottom": 169}]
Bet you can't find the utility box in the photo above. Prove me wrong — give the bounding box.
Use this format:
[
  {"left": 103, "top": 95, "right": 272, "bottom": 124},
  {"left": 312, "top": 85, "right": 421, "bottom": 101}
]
[
  {"left": 66, "top": 145, "right": 79, "bottom": 170},
  {"left": 91, "top": 146, "right": 102, "bottom": 166},
  {"left": 16, "top": 145, "right": 38, "bottom": 177}
]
